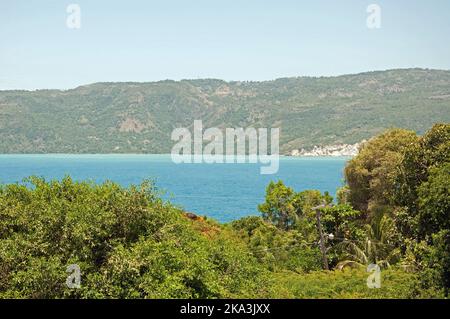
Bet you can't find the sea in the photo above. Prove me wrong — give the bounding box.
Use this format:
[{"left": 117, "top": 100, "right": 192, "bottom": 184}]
[{"left": 0, "top": 154, "right": 349, "bottom": 223}]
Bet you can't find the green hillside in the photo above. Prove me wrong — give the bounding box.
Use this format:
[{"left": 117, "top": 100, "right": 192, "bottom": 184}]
[{"left": 0, "top": 68, "right": 449, "bottom": 154}]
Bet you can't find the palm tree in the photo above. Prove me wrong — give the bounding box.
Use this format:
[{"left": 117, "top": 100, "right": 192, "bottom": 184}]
[{"left": 335, "top": 213, "right": 400, "bottom": 269}]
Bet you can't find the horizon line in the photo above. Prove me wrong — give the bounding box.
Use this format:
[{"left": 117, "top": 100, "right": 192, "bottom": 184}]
[{"left": 2, "top": 67, "right": 450, "bottom": 92}]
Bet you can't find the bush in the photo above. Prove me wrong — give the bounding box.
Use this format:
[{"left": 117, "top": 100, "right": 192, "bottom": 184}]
[
  {"left": 273, "top": 268, "right": 423, "bottom": 299},
  {"left": 0, "top": 177, "right": 270, "bottom": 298}
]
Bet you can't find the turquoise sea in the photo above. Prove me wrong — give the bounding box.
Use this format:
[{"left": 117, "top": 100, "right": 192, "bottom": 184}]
[{"left": 0, "top": 154, "right": 349, "bottom": 222}]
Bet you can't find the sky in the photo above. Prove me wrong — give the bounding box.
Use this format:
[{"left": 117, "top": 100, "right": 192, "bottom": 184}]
[{"left": 1, "top": 0, "right": 450, "bottom": 90}]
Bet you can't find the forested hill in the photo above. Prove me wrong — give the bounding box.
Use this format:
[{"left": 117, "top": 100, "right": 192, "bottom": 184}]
[{"left": 0, "top": 68, "right": 449, "bottom": 154}]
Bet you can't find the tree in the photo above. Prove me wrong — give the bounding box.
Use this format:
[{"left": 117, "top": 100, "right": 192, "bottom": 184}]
[
  {"left": 393, "top": 123, "right": 450, "bottom": 212},
  {"left": 391, "top": 124, "right": 450, "bottom": 239},
  {"left": 321, "top": 204, "right": 364, "bottom": 242},
  {"left": 297, "top": 189, "right": 332, "bottom": 211},
  {"left": 336, "top": 213, "right": 400, "bottom": 269},
  {"left": 258, "top": 181, "right": 302, "bottom": 230},
  {"left": 230, "top": 216, "right": 322, "bottom": 272},
  {"left": 0, "top": 177, "right": 272, "bottom": 298},
  {"left": 417, "top": 163, "right": 450, "bottom": 236},
  {"left": 390, "top": 123, "right": 450, "bottom": 295},
  {"left": 344, "top": 128, "right": 419, "bottom": 216}
]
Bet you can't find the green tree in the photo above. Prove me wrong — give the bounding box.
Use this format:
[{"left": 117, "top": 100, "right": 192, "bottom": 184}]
[
  {"left": 390, "top": 123, "right": 450, "bottom": 294},
  {"left": 321, "top": 204, "right": 364, "bottom": 242},
  {"left": 344, "top": 128, "right": 419, "bottom": 216},
  {"left": 336, "top": 213, "right": 400, "bottom": 269},
  {"left": 0, "top": 177, "right": 272, "bottom": 299},
  {"left": 231, "top": 216, "right": 322, "bottom": 272},
  {"left": 258, "top": 181, "right": 302, "bottom": 230},
  {"left": 393, "top": 124, "right": 450, "bottom": 229},
  {"left": 417, "top": 163, "right": 450, "bottom": 236}
]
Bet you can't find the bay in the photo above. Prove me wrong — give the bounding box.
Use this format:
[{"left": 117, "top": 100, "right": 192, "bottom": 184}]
[{"left": 0, "top": 154, "right": 349, "bottom": 222}]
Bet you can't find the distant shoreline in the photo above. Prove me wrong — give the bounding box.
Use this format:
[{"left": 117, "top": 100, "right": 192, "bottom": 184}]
[{"left": 0, "top": 153, "right": 352, "bottom": 159}]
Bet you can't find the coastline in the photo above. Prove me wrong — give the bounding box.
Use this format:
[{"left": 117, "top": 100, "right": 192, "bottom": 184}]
[
  {"left": 0, "top": 153, "right": 353, "bottom": 160},
  {"left": 288, "top": 142, "right": 363, "bottom": 157}
]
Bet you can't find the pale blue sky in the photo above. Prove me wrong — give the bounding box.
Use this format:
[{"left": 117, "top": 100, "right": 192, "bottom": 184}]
[{"left": 1, "top": 0, "right": 450, "bottom": 89}]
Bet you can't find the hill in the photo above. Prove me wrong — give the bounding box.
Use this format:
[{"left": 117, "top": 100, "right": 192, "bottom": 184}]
[{"left": 0, "top": 68, "right": 449, "bottom": 154}]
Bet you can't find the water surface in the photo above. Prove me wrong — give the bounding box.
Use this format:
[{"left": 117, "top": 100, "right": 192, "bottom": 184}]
[{"left": 0, "top": 154, "right": 349, "bottom": 222}]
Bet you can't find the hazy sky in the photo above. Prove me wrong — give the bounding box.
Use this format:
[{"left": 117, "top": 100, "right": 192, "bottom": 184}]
[{"left": 1, "top": 0, "right": 450, "bottom": 89}]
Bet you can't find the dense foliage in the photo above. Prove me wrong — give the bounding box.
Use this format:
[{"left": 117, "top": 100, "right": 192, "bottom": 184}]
[
  {"left": 344, "top": 123, "right": 450, "bottom": 296},
  {"left": 1, "top": 69, "right": 450, "bottom": 154},
  {"left": 344, "top": 128, "right": 419, "bottom": 214},
  {"left": 0, "top": 123, "right": 448, "bottom": 299},
  {"left": 0, "top": 177, "right": 271, "bottom": 298}
]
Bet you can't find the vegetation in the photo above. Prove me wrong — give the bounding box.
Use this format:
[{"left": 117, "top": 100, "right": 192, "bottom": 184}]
[
  {"left": 0, "top": 177, "right": 271, "bottom": 298},
  {"left": 1, "top": 69, "right": 450, "bottom": 154},
  {"left": 344, "top": 128, "right": 419, "bottom": 214},
  {"left": 0, "top": 123, "right": 448, "bottom": 298},
  {"left": 344, "top": 123, "right": 450, "bottom": 296}
]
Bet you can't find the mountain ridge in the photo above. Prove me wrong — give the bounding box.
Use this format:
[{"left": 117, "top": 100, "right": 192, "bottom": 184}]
[
  {"left": 3, "top": 67, "right": 448, "bottom": 92},
  {"left": 0, "top": 68, "right": 449, "bottom": 154}
]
